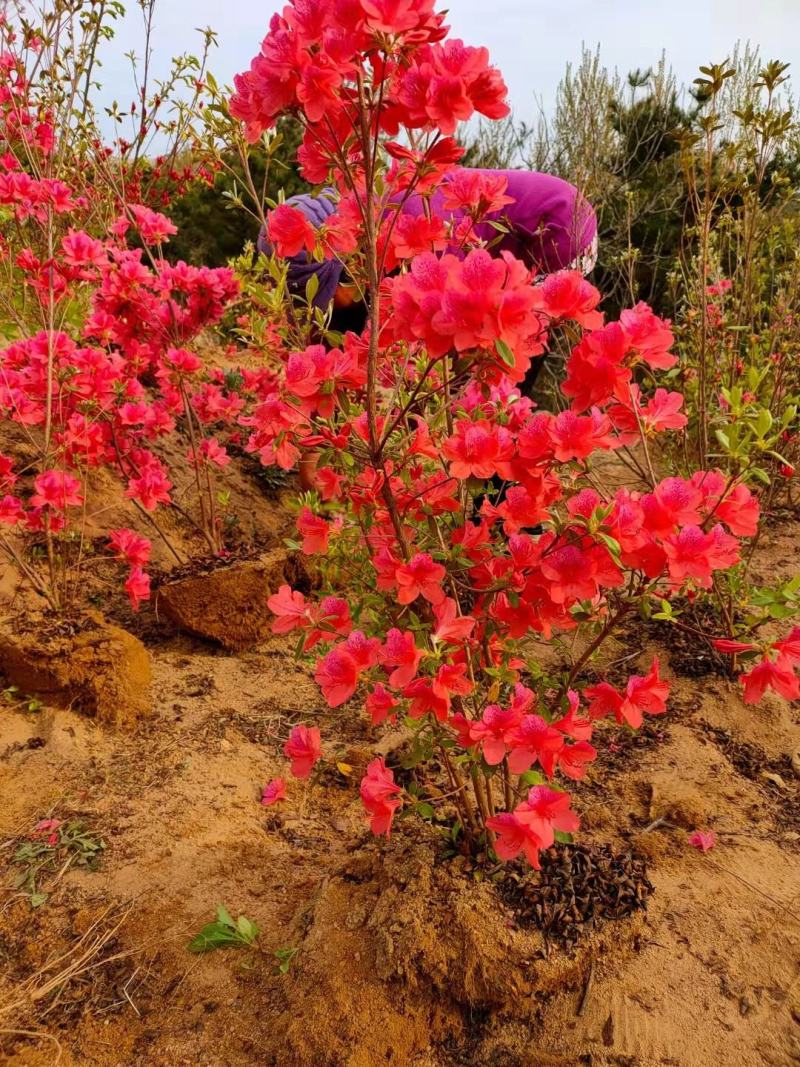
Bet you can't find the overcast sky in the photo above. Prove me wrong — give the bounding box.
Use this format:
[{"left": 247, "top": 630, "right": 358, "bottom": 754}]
[{"left": 97, "top": 0, "right": 800, "bottom": 124}]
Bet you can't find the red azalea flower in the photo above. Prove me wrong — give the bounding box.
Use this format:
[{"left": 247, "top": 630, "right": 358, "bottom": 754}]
[
  {"left": 261, "top": 778, "right": 287, "bottom": 806},
  {"left": 283, "top": 725, "right": 322, "bottom": 778},
  {"left": 124, "top": 566, "right": 151, "bottom": 612},
  {"left": 108, "top": 528, "right": 151, "bottom": 567},
  {"left": 314, "top": 647, "right": 360, "bottom": 707},
  {"left": 381, "top": 628, "right": 424, "bottom": 689},
  {"left": 266, "top": 204, "right": 316, "bottom": 257},
  {"left": 360, "top": 758, "right": 402, "bottom": 837},
  {"left": 30, "top": 470, "right": 83, "bottom": 510},
  {"left": 268, "top": 584, "right": 311, "bottom": 634},
  {"left": 395, "top": 552, "right": 446, "bottom": 605},
  {"left": 741, "top": 655, "right": 800, "bottom": 704},
  {"left": 297, "top": 507, "right": 330, "bottom": 554}
]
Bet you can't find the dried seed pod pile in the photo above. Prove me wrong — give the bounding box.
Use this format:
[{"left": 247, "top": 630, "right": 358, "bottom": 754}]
[{"left": 501, "top": 843, "right": 653, "bottom": 948}]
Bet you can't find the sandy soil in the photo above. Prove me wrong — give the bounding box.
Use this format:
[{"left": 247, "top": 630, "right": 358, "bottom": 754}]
[{"left": 1, "top": 510, "right": 799, "bottom": 1066}]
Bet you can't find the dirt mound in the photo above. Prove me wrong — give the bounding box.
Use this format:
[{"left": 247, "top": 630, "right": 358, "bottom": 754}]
[
  {"left": 267, "top": 831, "right": 645, "bottom": 1067},
  {"left": 0, "top": 612, "right": 151, "bottom": 728},
  {"left": 155, "top": 549, "right": 309, "bottom": 650}
]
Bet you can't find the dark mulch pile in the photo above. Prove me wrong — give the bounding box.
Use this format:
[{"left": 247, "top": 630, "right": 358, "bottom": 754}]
[
  {"left": 701, "top": 720, "right": 794, "bottom": 783},
  {"left": 594, "top": 719, "right": 671, "bottom": 776},
  {"left": 500, "top": 843, "right": 653, "bottom": 949},
  {"left": 149, "top": 535, "right": 279, "bottom": 588},
  {"left": 5, "top": 609, "right": 103, "bottom": 642},
  {"left": 701, "top": 720, "right": 800, "bottom": 837},
  {"left": 644, "top": 601, "right": 737, "bottom": 680},
  {"left": 653, "top": 630, "right": 719, "bottom": 677}
]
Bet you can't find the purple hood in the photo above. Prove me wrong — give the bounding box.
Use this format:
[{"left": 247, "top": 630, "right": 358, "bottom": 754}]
[{"left": 401, "top": 170, "right": 597, "bottom": 272}]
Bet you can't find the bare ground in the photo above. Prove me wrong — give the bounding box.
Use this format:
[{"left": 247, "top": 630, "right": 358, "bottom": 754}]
[{"left": 1, "top": 518, "right": 799, "bottom": 1067}]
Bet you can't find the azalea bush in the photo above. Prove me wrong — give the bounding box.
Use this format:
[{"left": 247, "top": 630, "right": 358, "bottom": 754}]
[
  {"left": 666, "top": 58, "right": 800, "bottom": 485},
  {"left": 0, "top": 2, "right": 245, "bottom": 612},
  {"left": 488, "top": 48, "right": 800, "bottom": 702},
  {"left": 227, "top": 0, "right": 798, "bottom": 866},
  {"left": 622, "top": 59, "right": 800, "bottom": 683}
]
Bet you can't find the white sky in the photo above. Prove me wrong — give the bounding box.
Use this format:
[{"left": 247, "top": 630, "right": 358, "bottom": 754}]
[{"left": 96, "top": 0, "right": 800, "bottom": 124}]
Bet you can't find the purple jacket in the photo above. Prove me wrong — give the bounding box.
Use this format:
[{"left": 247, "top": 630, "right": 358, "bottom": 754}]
[{"left": 258, "top": 169, "right": 597, "bottom": 308}]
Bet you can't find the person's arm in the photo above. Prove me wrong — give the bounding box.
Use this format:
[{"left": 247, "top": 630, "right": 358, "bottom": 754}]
[{"left": 257, "top": 189, "right": 345, "bottom": 309}]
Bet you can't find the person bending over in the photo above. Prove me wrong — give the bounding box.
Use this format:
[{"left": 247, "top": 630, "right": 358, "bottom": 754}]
[{"left": 257, "top": 167, "right": 598, "bottom": 488}]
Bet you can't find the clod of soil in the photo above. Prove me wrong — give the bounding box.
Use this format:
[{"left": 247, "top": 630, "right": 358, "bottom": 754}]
[
  {"left": 0, "top": 612, "right": 151, "bottom": 728},
  {"left": 267, "top": 830, "right": 644, "bottom": 1067},
  {"left": 154, "top": 549, "right": 310, "bottom": 651}
]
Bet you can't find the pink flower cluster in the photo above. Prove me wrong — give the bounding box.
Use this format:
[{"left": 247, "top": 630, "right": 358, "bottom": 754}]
[
  {"left": 230, "top": 2, "right": 506, "bottom": 152},
  {"left": 0, "top": 173, "right": 241, "bottom": 607}
]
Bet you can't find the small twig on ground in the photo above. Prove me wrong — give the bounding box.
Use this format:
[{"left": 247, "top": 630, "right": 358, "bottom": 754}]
[
  {"left": 0, "top": 1028, "right": 63, "bottom": 1063},
  {"left": 122, "top": 967, "right": 143, "bottom": 1017},
  {"left": 577, "top": 958, "right": 595, "bottom": 1017},
  {"left": 641, "top": 815, "right": 672, "bottom": 833}
]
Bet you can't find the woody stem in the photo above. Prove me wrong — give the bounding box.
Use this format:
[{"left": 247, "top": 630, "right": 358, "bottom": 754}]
[
  {"left": 566, "top": 601, "right": 634, "bottom": 689},
  {"left": 439, "top": 744, "right": 479, "bottom": 837},
  {"left": 502, "top": 757, "right": 513, "bottom": 812},
  {"left": 470, "top": 766, "right": 493, "bottom": 841}
]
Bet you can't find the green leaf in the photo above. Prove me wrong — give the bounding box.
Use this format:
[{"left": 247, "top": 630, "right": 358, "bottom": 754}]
[
  {"left": 274, "top": 947, "right": 298, "bottom": 974},
  {"left": 414, "top": 802, "right": 435, "bottom": 820},
  {"left": 597, "top": 532, "right": 621, "bottom": 557},
  {"left": 188, "top": 906, "right": 259, "bottom": 953},
  {"left": 305, "top": 272, "right": 319, "bottom": 304},
  {"left": 769, "top": 603, "right": 796, "bottom": 619},
  {"left": 216, "top": 904, "right": 235, "bottom": 929},
  {"left": 30, "top": 892, "right": 48, "bottom": 909},
  {"left": 187, "top": 923, "right": 238, "bottom": 953},
  {"left": 554, "top": 830, "right": 574, "bottom": 844},
  {"left": 494, "top": 339, "right": 516, "bottom": 368},
  {"left": 715, "top": 429, "right": 731, "bottom": 450},
  {"left": 236, "top": 915, "right": 259, "bottom": 942},
  {"left": 518, "top": 770, "right": 546, "bottom": 787},
  {"left": 754, "top": 408, "right": 773, "bottom": 437}
]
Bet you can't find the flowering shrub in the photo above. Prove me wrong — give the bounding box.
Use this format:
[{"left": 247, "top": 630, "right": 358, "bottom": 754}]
[
  {"left": 501, "top": 53, "right": 800, "bottom": 696},
  {"left": 230, "top": 1, "right": 788, "bottom": 865},
  {"left": 610, "top": 60, "right": 800, "bottom": 692},
  {"left": 0, "top": 5, "right": 241, "bottom": 611},
  {"left": 664, "top": 60, "right": 800, "bottom": 483}
]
